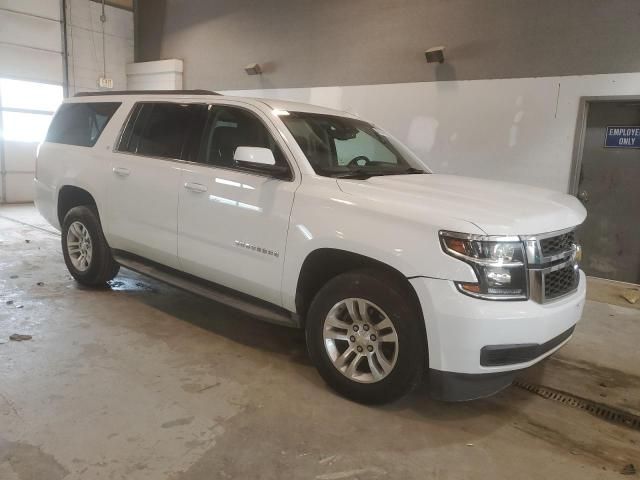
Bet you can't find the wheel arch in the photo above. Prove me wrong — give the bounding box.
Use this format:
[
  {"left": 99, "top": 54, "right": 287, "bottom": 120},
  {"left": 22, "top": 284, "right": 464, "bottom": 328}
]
[
  {"left": 294, "top": 248, "right": 426, "bottom": 333},
  {"left": 57, "top": 185, "right": 98, "bottom": 226}
]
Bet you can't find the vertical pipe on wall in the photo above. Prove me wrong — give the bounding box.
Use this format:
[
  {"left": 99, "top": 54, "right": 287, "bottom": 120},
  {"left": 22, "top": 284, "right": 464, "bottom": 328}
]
[
  {"left": 133, "top": 0, "right": 140, "bottom": 63},
  {"left": 60, "top": 0, "right": 70, "bottom": 98},
  {"left": 101, "top": 0, "right": 107, "bottom": 78}
]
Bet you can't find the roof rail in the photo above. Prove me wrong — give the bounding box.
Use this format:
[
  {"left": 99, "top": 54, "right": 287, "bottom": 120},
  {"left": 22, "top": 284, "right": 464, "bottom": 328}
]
[{"left": 73, "top": 89, "right": 220, "bottom": 97}]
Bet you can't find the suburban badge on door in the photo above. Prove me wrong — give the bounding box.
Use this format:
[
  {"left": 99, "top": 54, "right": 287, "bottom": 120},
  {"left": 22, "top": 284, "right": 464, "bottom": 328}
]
[{"left": 234, "top": 240, "right": 280, "bottom": 258}]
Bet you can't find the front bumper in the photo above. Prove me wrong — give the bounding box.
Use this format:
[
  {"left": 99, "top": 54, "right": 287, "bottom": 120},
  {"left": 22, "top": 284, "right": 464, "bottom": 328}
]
[{"left": 410, "top": 271, "right": 586, "bottom": 400}]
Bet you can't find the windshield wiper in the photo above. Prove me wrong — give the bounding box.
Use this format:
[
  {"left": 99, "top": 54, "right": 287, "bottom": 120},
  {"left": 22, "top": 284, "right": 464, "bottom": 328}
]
[
  {"left": 330, "top": 169, "right": 375, "bottom": 179},
  {"left": 338, "top": 168, "right": 428, "bottom": 179},
  {"left": 320, "top": 167, "right": 427, "bottom": 179}
]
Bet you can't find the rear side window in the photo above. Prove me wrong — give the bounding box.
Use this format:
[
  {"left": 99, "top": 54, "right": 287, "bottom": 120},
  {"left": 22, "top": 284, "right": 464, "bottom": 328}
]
[
  {"left": 46, "top": 102, "right": 120, "bottom": 147},
  {"left": 117, "top": 102, "right": 207, "bottom": 159}
]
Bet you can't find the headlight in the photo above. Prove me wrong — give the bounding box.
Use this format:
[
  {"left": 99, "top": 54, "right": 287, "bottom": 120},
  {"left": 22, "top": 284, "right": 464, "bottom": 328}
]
[{"left": 439, "top": 231, "right": 527, "bottom": 300}]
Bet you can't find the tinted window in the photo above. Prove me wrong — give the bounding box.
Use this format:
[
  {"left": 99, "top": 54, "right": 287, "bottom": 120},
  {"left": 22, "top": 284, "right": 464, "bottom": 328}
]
[
  {"left": 46, "top": 102, "right": 120, "bottom": 147},
  {"left": 117, "top": 102, "right": 206, "bottom": 159},
  {"left": 198, "top": 106, "right": 289, "bottom": 173}
]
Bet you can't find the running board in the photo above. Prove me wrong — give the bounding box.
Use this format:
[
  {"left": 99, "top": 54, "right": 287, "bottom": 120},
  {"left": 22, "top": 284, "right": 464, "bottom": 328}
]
[{"left": 112, "top": 252, "right": 300, "bottom": 328}]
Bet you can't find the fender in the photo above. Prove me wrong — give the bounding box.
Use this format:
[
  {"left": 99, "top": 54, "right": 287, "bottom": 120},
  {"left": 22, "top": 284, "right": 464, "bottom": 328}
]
[{"left": 281, "top": 176, "right": 480, "bottom": 312}]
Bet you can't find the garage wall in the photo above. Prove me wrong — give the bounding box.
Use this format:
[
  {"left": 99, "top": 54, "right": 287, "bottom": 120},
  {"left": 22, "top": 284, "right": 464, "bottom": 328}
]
[
  {"left": 0, "top": 1, "right": 63, "bottom": 85},
  {"left": 137, "top": 0, "right": 640, "bottom": 90},
  {"left": 0, "top": 1, "right": 64, "bottom": 203},
  {"left": 136, "top": 0, "right": 640, "bottom": 193},
  {"left": 66, "top": 0, "right": 134, "bottom": 95},
  {"left": 0, "top": 0, "right": 133, "bottom": 204}
]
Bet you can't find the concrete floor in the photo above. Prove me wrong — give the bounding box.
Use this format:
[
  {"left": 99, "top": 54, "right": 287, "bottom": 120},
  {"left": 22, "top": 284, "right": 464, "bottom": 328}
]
[{"left": 1, "top": 203, "right": 639, "bottom": 480}]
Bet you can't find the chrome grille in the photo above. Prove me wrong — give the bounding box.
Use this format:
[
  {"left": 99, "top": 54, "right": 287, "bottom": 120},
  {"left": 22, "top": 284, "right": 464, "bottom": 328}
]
[
  {"left": 523, "top": 228, "right": 580, "bottom": 303},
  {"left": 544, "top": 264, "right": 579, "bottom": 300},
  {"left": 540, "top": 231, "right": 575, "bottom": 257}
]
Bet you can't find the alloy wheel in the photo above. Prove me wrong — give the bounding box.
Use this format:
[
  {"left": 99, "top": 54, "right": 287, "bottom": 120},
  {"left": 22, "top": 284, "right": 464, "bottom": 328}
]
[
  {"left": 66, "top": 221, "right": 93, "bottom": 272},
  {"left": 323, "top": 298, "right": 399, "bottom": 383}
]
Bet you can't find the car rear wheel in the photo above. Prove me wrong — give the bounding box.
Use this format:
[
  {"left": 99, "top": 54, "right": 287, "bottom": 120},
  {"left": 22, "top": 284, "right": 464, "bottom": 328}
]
[
  {"left": 61, "top": 205, "right": 119, "bottom": 286},
  {"left": 306, "top": 269, "right": 426, "bottom": 404}
]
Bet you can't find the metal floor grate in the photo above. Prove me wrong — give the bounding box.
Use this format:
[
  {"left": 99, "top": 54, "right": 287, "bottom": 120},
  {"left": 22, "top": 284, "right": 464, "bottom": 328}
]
[{"left": 514, "top": 380, "right": 640, "bottom": 431}]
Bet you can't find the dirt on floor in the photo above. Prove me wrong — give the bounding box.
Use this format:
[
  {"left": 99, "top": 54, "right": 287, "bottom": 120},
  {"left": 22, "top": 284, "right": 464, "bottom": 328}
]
[{"left": 586, "top": 276, "right": 640, "bottom": 311}]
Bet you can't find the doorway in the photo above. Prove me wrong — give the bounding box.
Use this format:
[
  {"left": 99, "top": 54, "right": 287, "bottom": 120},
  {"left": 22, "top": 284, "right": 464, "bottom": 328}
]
[{"left": 573, "top": 100, "right": 640, "bottom": 284}]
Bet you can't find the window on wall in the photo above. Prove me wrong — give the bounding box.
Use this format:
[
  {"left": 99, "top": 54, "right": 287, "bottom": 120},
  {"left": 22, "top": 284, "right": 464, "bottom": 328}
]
[{"left": 0, "top": 79, "right": 64, "bottom": 143}]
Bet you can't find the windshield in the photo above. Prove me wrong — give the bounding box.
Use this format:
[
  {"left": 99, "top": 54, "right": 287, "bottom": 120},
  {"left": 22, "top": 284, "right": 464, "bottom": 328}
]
[{"left": 280, "top": 112, "right": 430, "bottom": 178}]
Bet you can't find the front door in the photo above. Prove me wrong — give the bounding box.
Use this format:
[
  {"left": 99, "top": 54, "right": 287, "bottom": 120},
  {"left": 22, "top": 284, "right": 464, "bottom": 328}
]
[
  {"left": 177, "top": 103, "right": 299, "bottom": 306},
  {"left": 576, "top": 101, "right": 640, "bottom": 283}
]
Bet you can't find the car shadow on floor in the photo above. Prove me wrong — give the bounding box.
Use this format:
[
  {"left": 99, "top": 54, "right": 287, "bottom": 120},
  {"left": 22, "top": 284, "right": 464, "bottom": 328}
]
[
  {"left": 104, "top": 270, "right": 312, "bottom": 362},
  {"left": 104, "top": 269, "right": 528, "bottom": 429}
]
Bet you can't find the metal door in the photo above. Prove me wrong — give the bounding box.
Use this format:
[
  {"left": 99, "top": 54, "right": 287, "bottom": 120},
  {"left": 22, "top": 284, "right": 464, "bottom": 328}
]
[{"left": 576, "top": 101, "right": 640, "bottom": 283}]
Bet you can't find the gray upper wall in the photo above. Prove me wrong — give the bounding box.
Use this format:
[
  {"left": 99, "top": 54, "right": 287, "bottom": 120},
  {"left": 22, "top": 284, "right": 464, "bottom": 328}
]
[{"left": 137, "top": 0, "right": 640, "bottom": 90}]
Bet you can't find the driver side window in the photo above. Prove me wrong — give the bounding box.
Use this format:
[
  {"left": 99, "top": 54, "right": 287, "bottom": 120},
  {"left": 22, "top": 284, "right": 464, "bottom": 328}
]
[{"left": 197, "top": 106, "right": 290, "bottom": 176}]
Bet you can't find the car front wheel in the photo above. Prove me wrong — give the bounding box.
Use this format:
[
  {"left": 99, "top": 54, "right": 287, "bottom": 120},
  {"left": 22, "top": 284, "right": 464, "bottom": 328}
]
[{"left": 306, "top": 269, "right": 426, "bottom": 404}]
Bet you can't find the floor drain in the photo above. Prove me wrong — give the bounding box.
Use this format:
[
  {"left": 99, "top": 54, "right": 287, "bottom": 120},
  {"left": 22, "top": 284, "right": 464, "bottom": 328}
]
[{"left": 514, "top": 380, "right": 640, "bottom": 431}]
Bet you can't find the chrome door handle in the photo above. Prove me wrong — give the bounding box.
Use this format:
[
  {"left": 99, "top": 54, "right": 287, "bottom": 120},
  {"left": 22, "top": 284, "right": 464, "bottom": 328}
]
[
  {"left": 113, "top": 167, "right": 130, "bottom": 177},
  {"left": 184, "top": 182, "right": 207, "bottom": 193}
]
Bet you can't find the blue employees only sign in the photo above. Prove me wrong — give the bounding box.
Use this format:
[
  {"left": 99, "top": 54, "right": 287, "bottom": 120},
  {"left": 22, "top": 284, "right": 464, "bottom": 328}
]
[{"left": 604, "top": 126, "right": 640, "bottom": 148}]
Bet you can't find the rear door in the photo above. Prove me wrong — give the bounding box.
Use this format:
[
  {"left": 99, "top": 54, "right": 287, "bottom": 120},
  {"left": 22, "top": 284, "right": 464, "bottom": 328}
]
[
  {"left": 177, "top": 103, "right": 299, "bottom": 305},
  {"left": 106, "top": 101, "right": 206, "bottom": 269}
]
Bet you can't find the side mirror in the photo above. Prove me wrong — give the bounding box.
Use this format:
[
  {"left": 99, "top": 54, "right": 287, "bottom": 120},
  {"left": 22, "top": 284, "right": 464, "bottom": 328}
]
[{"left": 234, "top": 146, "right": 276, "bottom": 166}]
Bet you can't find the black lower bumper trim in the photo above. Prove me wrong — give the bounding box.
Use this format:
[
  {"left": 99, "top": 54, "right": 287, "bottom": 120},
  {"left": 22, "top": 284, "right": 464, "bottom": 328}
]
[
  {"left": 480, "top": 326, "right": 575, "bottom": 367},
  {"left": 428, "top": 369, "right": 520, "bottom": 401}
]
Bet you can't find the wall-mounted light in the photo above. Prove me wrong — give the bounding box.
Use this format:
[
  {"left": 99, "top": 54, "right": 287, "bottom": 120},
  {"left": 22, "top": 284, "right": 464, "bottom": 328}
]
[
  {"left": 244, "top": 63, "right": 262, "bottom": 75},
  {"left": 425, "top": 46, "right": 445, "bottom": 64}
]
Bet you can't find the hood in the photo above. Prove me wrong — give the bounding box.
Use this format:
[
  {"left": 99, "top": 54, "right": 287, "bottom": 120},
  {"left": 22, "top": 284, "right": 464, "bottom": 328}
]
[{"left": 337, "top": 174, "right": 586, "bottom": 236}]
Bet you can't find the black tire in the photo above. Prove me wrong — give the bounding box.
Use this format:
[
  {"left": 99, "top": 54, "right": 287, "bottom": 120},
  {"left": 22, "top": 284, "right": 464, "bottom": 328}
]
[
  {"left": 61, "top": 205, "right": 120, "bottom": 286},
  {"left": 306, "top": 269, "right": 426, "bottom": 404}
]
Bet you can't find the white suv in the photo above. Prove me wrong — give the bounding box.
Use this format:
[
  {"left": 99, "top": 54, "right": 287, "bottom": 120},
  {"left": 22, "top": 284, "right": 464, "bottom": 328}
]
[{"left": 35, "top": 90, "right": 587, "bottom": 403}]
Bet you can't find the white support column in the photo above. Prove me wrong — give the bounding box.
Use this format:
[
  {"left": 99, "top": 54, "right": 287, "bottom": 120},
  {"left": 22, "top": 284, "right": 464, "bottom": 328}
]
[{"left": 126, "top": 59, "right": 183, "bottom": 90}]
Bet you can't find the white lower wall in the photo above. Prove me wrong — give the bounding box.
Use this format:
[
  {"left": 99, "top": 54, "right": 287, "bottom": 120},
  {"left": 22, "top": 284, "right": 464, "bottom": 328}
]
[
  {"left": 2, "top": 142, "right": 38, "bottom": 203},
  {"left": 126, "top": 59, "right": 183, "bottom": 90},
  {"left": 223, "top": 72, "right": 640, "bottom": 193}
]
